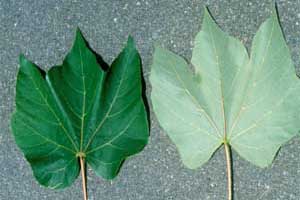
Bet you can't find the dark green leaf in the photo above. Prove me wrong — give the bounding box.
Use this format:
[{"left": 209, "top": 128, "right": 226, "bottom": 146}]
[{"left": 11, "top": 29, "right": 149, "bottom": 189}]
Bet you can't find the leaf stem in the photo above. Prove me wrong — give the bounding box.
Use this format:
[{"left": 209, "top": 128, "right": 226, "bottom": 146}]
[
  {"left": 80, "top": 156, "right": 88, "bottom": 200},
  {"left": 224, "top": 142, "right": 232, "bottom": 200}
]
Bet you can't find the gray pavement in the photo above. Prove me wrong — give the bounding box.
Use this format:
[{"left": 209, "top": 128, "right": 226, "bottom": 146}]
[{"left": 1, "top": 0, "right": 300, "bottom": 199}]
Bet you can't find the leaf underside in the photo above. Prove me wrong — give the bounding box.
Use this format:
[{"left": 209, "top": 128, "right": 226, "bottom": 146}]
[
  {"left": 11, "top": 30, "right": 149, "bottom": 189},
  {"left": 150, "top": 8, "right": 300, "bottom": 169}
]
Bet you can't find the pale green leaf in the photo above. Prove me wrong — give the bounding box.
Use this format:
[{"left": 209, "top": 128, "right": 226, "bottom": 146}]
[{"left": 150, "top": 8, "right": 300, "bottom": 168}]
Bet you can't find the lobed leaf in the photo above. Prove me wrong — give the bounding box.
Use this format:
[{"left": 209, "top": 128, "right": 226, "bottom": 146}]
[
  {"left": 150, "top": 8, "right": 300, "bottom": 169},
  {"left": 11, "top": 29, "right": 149, "bottom": 189}
]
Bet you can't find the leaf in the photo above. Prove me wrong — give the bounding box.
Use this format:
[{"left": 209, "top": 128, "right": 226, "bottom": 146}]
[
  {"left": 11, "top": 29, "right": 149, "bottom": 189},
  {"left": 150, "top": 8, "right": 300, "bottom": 169}
]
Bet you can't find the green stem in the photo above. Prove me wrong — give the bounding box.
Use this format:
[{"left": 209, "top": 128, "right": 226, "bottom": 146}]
[
  {"left": 80, "top": 156, "right": 88, "bottom": 200},
  {"left": 224, "top": 142, "right": 233, "bottom": 200}
]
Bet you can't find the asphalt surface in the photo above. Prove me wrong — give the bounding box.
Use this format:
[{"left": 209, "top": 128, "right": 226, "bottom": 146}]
[{"left": 1, "top": 0, "right": 300, "bottom": 199}]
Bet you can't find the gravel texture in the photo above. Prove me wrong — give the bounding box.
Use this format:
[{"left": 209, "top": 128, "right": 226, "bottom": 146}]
[{"left": 1, "top": 0, "right": 300, "bottom": 199}]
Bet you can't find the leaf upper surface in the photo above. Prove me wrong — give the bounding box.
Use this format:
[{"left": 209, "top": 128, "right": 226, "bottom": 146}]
[
  {"left": 150, "top": 8, "right": 300, "bottom": 169},
  {"left": 11, "top": 30, "right": 149, "bottom": 188}
]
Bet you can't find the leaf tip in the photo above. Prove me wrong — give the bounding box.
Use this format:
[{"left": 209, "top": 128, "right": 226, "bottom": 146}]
[
  {"left": 201, "top": 6, "right": 220, "bottom": 30},
  {"left": 267, "top": 2, "right": 283, "bottom": 34},
  {"left": 203, "top": 6, "right": 213, "bottom": 21},
  {"left": 127, "top": 34, "right": 134, "bottom": 42},
  {"left": 203, "top": 5, "right": 209, "bottom": 15},
  {"left": 75, "top": 27, "right": 83, "bottom": 37},
  {"left": 272, "top": 1, "right": 278, "bottom": 13},
  {"left": 126, "top": 35, "right": 136, "bottom": 48},
  {"left": 19, "top": 53, "right": 31, "bottom": 67},
  {"left": 271, "top": 2, "right": 279, "bottom": 18},
  {"left": 74, "top": 27, "right": 86, "bottom": 46},
  {"left": 153, "top": 43, "right": 162, "bottom": 51},
  {"left": 19, "top": 53, "right": 26, "bottom": 63},
  {"left": 153, "top": 44, "right": 166, "bottom": 59}
]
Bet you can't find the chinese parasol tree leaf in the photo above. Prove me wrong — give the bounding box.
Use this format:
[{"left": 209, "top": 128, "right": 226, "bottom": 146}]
[
  {"left": 11, "top": 29, "right": 149, "bottom": 192},
  {"left": 150, "top": 7, "right": 300, "bottom": 200}
]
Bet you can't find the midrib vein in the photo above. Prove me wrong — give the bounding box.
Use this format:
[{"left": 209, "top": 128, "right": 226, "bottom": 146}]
[
  {"left": 207, "top": 23, "right": 227, "bottom": 140},
  {"left": 83, "top": 49, "right": 132, "bottom": 152},
  {"left": 79, "top": 47, "right": 86, "bottom": 152},
  {"left": 228, "top": 19, "right": 276, "bottom": 139}
]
